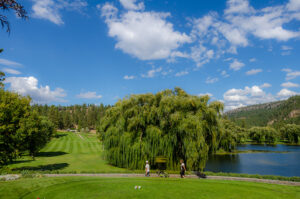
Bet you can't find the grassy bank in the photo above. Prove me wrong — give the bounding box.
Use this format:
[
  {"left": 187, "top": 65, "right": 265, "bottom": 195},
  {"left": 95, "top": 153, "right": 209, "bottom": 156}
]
[
  {"left": 3, "top": 131, "right": 300, "bottom": 183},
  {"left": 5, "top": 132, "right": 128, "bottom": 173},
  {"left": 1, "top": 176, "right": 299, "bottom": 199},
  {"left": 204, "top": 172, "right": 300, "bottom": 182}
]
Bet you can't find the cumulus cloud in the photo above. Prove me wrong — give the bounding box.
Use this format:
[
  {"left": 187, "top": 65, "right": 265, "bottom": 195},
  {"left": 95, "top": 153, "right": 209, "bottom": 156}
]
[
  {"left": 100, "top": 2, "right": 191, "bottom": 60},
  {"left": 175, "top": 71, "right": 188, "bottom": 77},
  {"left": 32, "top": 0, "right": 87, "bottom": 25},
  {"left": 2, "top": 68, "right": 21, "bottom": 75},
  {"left": 282, "top": 68, "right": 300, "bottom": 80},
  {"left": 198, "top": 93, "right": 213, "bottom": 97},
  {"left": 249, "top": 58, "right": 256, "bottom": 62},
  {"left": 76, "top": 91, "right": 102, "bottom": 99},
  {"left": 282, "top": 45, "right": 293, "bottom": 50},
  {"left": 260, "top": 83, "right": 272, "bottom": 88},
  {"left": 245, "top": 68, "right": 262, "bottom": 75},
  {"left": 192, "top": 0, "right": 300, "bottom": 59},
  {"left": 225, "top": 0, "right": 255, "bottom": 15},
  {"left": 5, "top": 76, "right": 66, "bottom": 103},
  {"left": 141, "top": 67, "right": 162, "bottom": 78},
  {"left": 123, "top": 75, "right": 136, "bottom": 80},
  {"left": 206, "top": 77, "right": 219, "bottom": 84},
  {"left": 224, "top": 83, "right": 299, "bottom": 110},
  {"left": 230, "top": 59, "right": 245, "bottom": 71},
  {"left": 281, "top": 82, "right": 299, "bottom": 88},
  {"left": 119, "top": 0, "right": 144, "bottom": 10},
  {"left": 190, "top": 44, "right": 214, "bottom": 67},
  {"left": 223, "top": 85, "right": 276, "bottom": 110},
  {"left": 287, "top": 0, "right": 300, "bottom": 11},
  {"left": 221, "top": 70, "right": 230, "bottom": 78},
  {"left": 0, "top": 58, "right": 22, "bottom": 67},
  {"left": 277, "top": 88, "right": 298, "bottom": 99}
]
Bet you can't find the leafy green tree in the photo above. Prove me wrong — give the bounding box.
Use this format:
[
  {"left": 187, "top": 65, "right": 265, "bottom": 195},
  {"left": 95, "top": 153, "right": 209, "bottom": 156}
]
[
  {"left": 249, "top": 127, "right": 278, "bottom": 144},
  {"left": 98, "top": 88, "right": 224, "bottom": 171},
  {"left": 219, "top": 119, "right": 248, "bottom": 151},
  {"left": 0, "top": 89, "right": 31, "bottom": 165},
  {"left": 0, "top": 71, "right": 4, "bottom": 88},
  {"left": 18, "top": 113, "right": 55, "bottom": 159},
  {"left": 280, "top": 124, "right": 300, "bottom": 144}
]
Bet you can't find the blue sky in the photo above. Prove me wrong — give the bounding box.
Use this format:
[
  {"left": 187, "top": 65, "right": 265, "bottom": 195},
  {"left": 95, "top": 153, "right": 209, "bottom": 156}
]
[{"left": 1, "top": 0, "right": 300, "bottom": 110}]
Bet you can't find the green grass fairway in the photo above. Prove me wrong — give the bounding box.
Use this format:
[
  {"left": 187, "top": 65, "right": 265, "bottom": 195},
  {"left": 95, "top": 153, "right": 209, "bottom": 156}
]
[
  {"left": 0, "top": 177, "right": 299, "bottom": 199},
  {"left": 8, "top": 132, "right": 127, "bottom": 173}
]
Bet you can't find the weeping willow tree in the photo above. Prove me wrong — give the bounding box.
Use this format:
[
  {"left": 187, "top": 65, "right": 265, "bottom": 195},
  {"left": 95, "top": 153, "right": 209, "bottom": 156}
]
[{"left": 97, "top": 88, "right": 225, "bottom": 171}]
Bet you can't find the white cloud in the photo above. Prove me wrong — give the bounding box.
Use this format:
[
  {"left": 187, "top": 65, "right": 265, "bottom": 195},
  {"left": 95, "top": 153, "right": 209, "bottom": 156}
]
[
  {"left": 260, "top": 83, "right": 272, "bottom": 88},
  {"left": 175, "top": 71, "right": 188, "bottom": 77},
  {"left": 282, "top": 68, "right": 300, "bottom": 80},
  {"left": 190, "top": 44, "right": 214, "bottom": 67},
  {"left": 141, "top": 67, "right": 162, "bottom": 78},
  {"left": 245, "top": 68, "right": 262, "bottom": 75},
  {"left": 0, "top": 58, "right": 22, "bottom": 67},
  {"left": 281, "top": 45, "right": 293, "bottom": 50},
  {"left": 277, "top": 88, "right": 298, "bottom": 99},
  {"left": 249, "top": 58, "right": 256, "bottom": 62},
  {"left": 192, "top": 0, "right": 300, "bottom": 59},
  {"left": 225, "top": 0, "right": 255, "bottom": 15},
  {"left": 287, "top": 0, "right": 300, "bottom": 11},
  {"left": 281, "top": 51, "right": 291, "bottom": 56},
  {"left": 206, "top": 77, "right": 219, "bottom": 84},
  {"left": 100, "top": 3, "right": 191, "bottom": 60},
  {"left": 161, "top": 69, "right": 173, "bottom": 76},
  {"left": 32, "top": 0, "right": 87, "bottom": 25},
  {"left": 224, "top": 84, "right": 299, "bottom": 111},
  {"left": 119, "top": 0, "right": 144, "bottom": 10},
  {"left": 281, "top": 82, "right": 299, "bottom": 88},
  {"left": 123, "top": 75, "right": 136, "bottom": 80},
  {"left": 5, "top": 76, "right": 66, "bottom": 103},
  {"left": 76, "top": 91, "right": 102, "bottom": 99},
  {"left": 198, "top": 93, "right": 213, "bottom": 97},
  {"left": 230, "top": 59, "right": 245, "bottom": 71},
  {"left": 221, "top": 70, "right": 230, "bottom": 78},
  {"left": 2, "top": 68, "right": 21, "bottom": 75},
  {"left": 223, "top": 85, "right": 276, "bottom": 110}
]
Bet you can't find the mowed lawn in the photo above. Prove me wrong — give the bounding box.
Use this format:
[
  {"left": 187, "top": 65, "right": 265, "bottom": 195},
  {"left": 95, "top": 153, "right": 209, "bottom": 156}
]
[
  {"left": 8, "top": 132, "right": 127, "bottom": 173},
  {"left": 0, "top": 177, "right": 299, "bottom": 199}
]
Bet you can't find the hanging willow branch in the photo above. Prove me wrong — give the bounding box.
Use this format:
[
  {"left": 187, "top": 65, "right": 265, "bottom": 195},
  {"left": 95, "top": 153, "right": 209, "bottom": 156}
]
[{"left": 97, "top": 87, "right": 234, "bottom": 171}]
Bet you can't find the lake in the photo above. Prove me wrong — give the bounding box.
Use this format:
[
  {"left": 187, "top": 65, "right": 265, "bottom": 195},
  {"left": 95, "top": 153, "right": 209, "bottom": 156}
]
[{"left": 205, "top": 144, "right": 300, "bottom": 177}]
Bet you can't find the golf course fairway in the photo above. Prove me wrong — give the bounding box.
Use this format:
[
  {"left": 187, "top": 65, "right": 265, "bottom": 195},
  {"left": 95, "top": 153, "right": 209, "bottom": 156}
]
[{"left": 0, "top": 177, "right": 299, "bottom": 199}]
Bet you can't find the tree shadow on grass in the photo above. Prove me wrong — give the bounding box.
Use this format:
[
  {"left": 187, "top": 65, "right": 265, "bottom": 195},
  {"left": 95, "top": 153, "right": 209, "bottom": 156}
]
[
  {"left": 10, "top": 160, "right": 34, "bottom": 165},
  {"left": 55, "top": 133, "right": 68, "bottom": 138},
  {"left": 36, "top": 151, "right": 68, "bottom": 157},
  {"left": 13, "top": 163, "right": 69, "bottom": 171}
]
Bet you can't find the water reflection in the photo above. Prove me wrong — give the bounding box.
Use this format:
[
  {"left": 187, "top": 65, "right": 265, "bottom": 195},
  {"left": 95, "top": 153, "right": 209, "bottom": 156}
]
[{"left": 205, "top": 144, "right": 300, "bottom": 177}]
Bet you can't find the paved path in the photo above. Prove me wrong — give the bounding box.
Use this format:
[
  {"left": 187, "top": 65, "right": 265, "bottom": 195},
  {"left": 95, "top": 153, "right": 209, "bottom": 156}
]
[{"left": 44, "top": 173, "right": 300, "bottom": 186}]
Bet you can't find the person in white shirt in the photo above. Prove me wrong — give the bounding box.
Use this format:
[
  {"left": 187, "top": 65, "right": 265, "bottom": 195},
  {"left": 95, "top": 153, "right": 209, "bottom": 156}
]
[
  {"left": 180, "top": 159, "right": 186, "bottom": 178},
  {"left": 145, "top": 160, "right": 150, "bottom": 177}
]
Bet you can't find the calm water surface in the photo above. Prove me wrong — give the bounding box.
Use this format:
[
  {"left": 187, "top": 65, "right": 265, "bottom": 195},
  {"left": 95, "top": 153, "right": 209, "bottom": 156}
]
[{"left": 205, "top": 144, "right": 300, "bottom": 177}]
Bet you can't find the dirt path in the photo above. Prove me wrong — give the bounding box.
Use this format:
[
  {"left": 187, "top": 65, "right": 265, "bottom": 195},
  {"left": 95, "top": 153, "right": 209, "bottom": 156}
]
[{"left": 44, "top": 173, "right": 300, "bottom": 186}]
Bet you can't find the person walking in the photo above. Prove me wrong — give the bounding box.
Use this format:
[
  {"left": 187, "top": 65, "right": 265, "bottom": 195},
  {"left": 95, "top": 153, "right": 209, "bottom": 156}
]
[
  {"left": 145, "top": 160, "right": 150, "bottom": 177},
  {"left": 180, "top": 159, "right": 186, "bottom": 178}
]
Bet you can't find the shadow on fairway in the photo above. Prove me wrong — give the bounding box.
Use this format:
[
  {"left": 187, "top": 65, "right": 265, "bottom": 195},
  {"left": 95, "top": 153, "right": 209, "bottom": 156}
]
[
  {"left": 13, "top": 163, "right": 69, "bottom": 171},
  {"left": 36, "top": 151, "right": 68, "bottom": 157},
  {"left": 54, "top": 133, "right": 68, "bottom": 138},
  {"left": 10, "top": 160, "right": 34, "bottom": 164}
]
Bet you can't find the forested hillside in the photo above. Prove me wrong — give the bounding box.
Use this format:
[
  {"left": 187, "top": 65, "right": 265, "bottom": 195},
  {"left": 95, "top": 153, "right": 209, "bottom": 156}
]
[
  {"left": 226, "top": 95, "right": 300, "bottom": 128},
  {"left": 32, "top": 104, "right": 110, "bottom": 131}
]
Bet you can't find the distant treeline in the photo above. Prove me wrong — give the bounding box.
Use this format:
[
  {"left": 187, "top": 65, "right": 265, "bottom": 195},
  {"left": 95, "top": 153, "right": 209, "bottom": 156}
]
[
  {"left": 32, "top": 104, "right": 111, "bottom": 131},
  {"left": 226, "top": 95, "right": 300, "bottom": 128}
]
